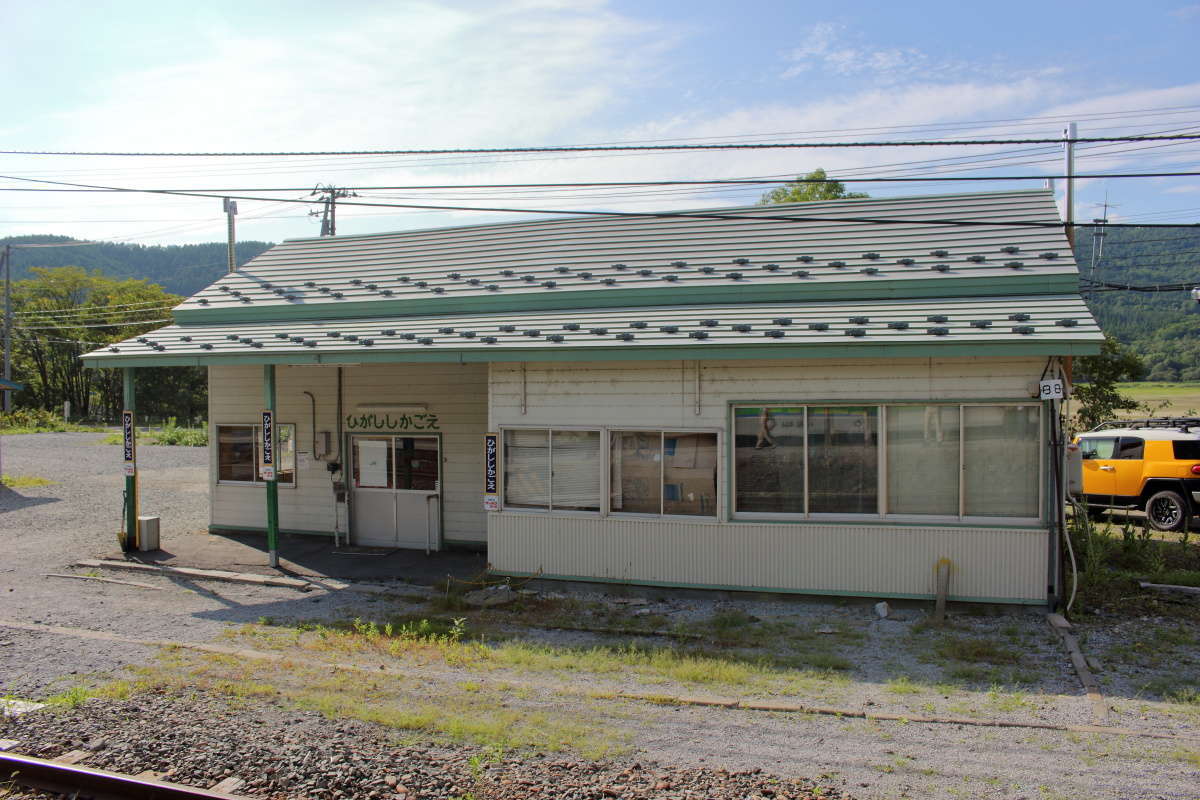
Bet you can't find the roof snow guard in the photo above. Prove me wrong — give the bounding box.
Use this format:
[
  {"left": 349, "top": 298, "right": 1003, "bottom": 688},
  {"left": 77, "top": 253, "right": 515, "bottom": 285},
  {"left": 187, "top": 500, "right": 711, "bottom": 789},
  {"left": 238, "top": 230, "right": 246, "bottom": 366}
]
[{"left": 83, "top": 189, "right": 1102, "bottom": 367}]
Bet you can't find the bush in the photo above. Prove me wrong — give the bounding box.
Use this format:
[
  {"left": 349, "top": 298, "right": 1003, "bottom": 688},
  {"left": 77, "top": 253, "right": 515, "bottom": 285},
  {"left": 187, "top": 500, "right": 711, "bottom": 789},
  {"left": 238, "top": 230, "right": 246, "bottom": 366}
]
[
  {"left": 151, "top": 418, "right": 207, "bottom": 447},
  {"left": 0, "top": 408, "right": 103, "bottom": 433}
]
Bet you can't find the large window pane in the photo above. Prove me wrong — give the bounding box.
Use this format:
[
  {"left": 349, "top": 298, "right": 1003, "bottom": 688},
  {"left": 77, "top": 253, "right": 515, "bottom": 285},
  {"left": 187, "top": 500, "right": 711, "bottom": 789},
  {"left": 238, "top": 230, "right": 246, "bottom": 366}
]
[
  {"left": 218, "top": 425, "right": 255, "bottom": 482},
  {"left": 663, "top": 432, "right": 718, "bottom": 516},
  {"left": 808, "top": 407, "right": 878, "bottom": 514},
  {"left": 610, "top": 431, "right": 662, "bottom": 514},
  {"left": 887, "top": 405, "right": 960, "bottom": 515},
  {"left": 963, "top": 405, "right": 1040, "bottom": 517},
  {"left": 395, "top": 436, "right": 439, "bottom": 491},
  {"left": 552, "top": 431, "right": 601, "bottom": 511},
  {"left": 734, "top": 407, "right": 805, "bottom": 513},
  {"left": 504, "top": 429, "right": 550, "bottom": 509}
]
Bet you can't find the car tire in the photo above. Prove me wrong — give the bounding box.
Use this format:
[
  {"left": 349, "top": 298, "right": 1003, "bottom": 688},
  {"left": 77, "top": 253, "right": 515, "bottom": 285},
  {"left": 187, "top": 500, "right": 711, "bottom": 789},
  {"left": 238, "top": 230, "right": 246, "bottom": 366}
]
[{"left": 1145, "top": 489, "right": 1190, "bottom": 532}]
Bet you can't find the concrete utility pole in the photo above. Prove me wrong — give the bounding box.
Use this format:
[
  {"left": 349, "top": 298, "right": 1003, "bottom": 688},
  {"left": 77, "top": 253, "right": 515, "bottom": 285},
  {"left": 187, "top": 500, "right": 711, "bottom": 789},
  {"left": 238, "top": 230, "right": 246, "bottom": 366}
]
[
  {"left": 3, "top": 244, "right": 11, "bottom": 413},
  {"left": 310, "top": 185, "right": 357, "bottom": 236},
  {"left": 223, "top": 198, "right": 238, "bottom": 273},
  {"left": 1064, "top": 122, "right": 1077, "bottom": 250}
]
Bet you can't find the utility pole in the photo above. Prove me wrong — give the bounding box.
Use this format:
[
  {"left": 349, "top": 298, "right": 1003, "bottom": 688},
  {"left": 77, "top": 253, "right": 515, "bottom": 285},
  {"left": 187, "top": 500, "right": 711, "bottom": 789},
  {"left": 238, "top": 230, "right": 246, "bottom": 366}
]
[
  {"left": 2, "top": 244, "right": 11, "bottom": 413},
  {"left": 309, "top": 185, "right": 357, "bottom": 237},
  {"left": 223, "top": 198, "right": 238, "bottom": 273},
  {"left": 1064, "top": 122, "right": 1077, "bottom": 250}
]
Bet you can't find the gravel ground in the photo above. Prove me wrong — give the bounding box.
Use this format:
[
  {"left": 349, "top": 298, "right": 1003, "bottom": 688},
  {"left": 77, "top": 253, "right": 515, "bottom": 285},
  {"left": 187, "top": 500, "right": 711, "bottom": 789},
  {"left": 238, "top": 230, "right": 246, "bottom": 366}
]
[
  {"left": 0, "top": 690, "right": 843, "bottom": 800},
  {"left": 2, "top": 433, "right": 1199, "bottom": 800}
]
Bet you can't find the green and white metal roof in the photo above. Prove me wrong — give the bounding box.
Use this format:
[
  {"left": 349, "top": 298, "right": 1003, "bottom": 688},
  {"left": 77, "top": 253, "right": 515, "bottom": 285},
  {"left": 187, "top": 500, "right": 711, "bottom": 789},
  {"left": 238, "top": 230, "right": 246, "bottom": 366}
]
[
  {"left": 82, "top": 189, "right": 1102, "bottom": 367},
  {"left": 83, "top": 295, "right": 1102, "bottom": 366}
]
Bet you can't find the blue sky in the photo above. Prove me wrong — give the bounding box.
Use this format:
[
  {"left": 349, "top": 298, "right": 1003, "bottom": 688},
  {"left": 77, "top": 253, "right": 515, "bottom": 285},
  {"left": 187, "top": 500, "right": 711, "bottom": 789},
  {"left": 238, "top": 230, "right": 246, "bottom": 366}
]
[{"left": 1, "top": 0, "right": 1197, "bottom": 245}]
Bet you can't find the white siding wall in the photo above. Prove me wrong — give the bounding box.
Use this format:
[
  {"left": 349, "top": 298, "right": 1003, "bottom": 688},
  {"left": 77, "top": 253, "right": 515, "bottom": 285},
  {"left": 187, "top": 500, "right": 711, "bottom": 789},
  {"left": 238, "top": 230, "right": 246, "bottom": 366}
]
[
  {"left": 487, "top": 356, "right": 1051, "bottom": 603},
  {"left": 209, "top": 363, "right": 488, "bottom": 544}
]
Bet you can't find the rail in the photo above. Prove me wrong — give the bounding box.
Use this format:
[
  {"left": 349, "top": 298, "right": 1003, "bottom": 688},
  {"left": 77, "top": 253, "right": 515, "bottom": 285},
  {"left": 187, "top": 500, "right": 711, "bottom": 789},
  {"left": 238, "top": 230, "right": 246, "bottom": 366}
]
[{"left": 0, "top": 751, "right": 249, "bottom": 800}]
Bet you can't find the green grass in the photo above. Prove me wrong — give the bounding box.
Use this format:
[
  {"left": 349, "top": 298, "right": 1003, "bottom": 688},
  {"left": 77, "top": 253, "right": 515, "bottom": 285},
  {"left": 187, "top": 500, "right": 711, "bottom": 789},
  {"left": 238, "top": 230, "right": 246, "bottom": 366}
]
[
  {"left": 1, "top": 474, "right": 56, "bottom": 488},
  {"left": 1116, "top": 381, "right": 1200, "bottom": 418}
]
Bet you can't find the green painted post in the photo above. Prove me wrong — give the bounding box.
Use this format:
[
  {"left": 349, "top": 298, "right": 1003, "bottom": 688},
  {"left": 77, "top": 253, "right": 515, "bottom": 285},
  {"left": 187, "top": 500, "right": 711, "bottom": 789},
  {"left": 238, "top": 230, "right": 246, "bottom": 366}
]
[
  {"left": 122, "top": 368, "right": 138, "bottom": 551},
  {"left": 264, "top": 364, "right": 279, "bottom": 568}
]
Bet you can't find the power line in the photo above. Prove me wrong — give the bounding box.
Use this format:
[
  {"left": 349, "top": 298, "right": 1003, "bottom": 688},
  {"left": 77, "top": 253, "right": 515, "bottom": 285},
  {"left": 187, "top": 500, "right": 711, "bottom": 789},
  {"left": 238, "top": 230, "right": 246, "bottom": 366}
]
[
  {"left": 4, "top": 173, "right": 1200, "bottom": 229},
  {"left": 15, "top": 318, "right": 172, "bottom": 330},
  {"left": 3, "top": 134, "right": 1200, "bottom": 158}
]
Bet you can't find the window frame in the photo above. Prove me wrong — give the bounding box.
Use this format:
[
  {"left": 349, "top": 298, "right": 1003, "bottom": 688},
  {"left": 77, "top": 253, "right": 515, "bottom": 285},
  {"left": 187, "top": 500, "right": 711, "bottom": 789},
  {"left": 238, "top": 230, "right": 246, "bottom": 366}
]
[
  {"left": 498, "top": 425, "right": 722, "bottom": 520},
  {"left": 730, "top": 402, "right": 1044, "bottom": 525},
  {"left": 215, "top": 422, "right": 297, "bottom": 488}
]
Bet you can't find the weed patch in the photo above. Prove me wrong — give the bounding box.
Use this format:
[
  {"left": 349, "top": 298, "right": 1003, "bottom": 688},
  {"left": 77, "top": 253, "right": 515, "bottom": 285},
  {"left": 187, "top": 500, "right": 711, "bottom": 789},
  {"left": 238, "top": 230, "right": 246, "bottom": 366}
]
[{"left": 0, "top": 474, "right": 55, "bottom": 488}]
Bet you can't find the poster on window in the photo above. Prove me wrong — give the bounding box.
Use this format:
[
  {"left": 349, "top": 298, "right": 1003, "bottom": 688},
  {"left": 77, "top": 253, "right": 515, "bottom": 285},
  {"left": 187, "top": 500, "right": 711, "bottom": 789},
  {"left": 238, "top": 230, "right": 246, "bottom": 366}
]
[{"left": 483, "top": 433, "right": 499, "bottom": 510}]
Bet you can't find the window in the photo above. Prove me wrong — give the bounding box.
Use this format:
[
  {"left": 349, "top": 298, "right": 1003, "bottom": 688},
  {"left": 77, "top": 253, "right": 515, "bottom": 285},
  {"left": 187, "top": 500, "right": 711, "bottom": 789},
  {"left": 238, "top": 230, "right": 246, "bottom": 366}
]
[
  {"left": 808, "top": 406, "right": 878, "bottom": 514},
  {"left": 961, "top": 405, "right": 1040, "bottom": 518},
  {"left": 887, "top": 405, "right": 960, "bottom": 516},
  {"left": 1079, "top": 437, "right": 1116, "bottom": 460},
  {"left": 734, "top": 407, "right": 804, "bottom": 513},
  {"left": 217, "top": 424, "right": 295, "bottom": 486},
  {"left": 1173, "top": 440, "right": 1200, "bottom": 459},
  {"left": 503, "top": 429, "right": 601, "bottom": 511},
  {"left": 1116, "top": 437, "right": 1144, "bottom": 460},
  {"left": 733, "top": 404, "right": 1041, "bottom": 521},
  {"left": 611, "top": 431, "right": 717, "bottom": 516}
]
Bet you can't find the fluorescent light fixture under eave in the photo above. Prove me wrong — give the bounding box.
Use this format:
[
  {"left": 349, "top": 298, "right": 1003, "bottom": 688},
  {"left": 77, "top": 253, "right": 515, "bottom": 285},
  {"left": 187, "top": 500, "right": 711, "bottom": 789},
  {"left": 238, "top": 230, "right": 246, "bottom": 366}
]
[{"left": 356, "top": 403, "right": 428, "bottom": 412}]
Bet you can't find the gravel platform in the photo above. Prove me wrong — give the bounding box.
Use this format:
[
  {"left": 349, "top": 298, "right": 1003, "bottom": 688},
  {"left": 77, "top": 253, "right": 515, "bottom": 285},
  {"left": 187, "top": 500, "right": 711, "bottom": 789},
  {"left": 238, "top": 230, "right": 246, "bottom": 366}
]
[{"left": 0, "top": 690, "right": 843, "bottom": 800}]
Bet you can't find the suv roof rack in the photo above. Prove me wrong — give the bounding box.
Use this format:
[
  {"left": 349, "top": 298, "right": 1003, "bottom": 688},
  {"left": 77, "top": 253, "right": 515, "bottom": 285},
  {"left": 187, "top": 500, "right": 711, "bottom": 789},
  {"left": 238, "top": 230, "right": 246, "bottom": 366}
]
[{"left": 1090, "top": 417, "right": 1200, "bottom": 433}]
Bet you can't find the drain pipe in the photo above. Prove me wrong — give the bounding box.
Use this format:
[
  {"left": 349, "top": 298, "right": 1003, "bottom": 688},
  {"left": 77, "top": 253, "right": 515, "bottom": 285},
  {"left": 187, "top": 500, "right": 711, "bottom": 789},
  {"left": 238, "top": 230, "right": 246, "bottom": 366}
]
[{"left": 301, "top": 391, "right": 318, "bottom": 458}]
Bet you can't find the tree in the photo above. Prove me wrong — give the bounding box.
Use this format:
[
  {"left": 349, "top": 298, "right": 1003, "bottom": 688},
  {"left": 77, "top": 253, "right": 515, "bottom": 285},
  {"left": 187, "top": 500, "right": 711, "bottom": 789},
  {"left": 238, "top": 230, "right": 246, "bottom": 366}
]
[
  {"left": 1071, "top": 335, "right": 1146, "bottom": 432},
  {"left": 758, "top": 168, "right": 869, "bottom": 205},
  {"left": 9, "top": 266, "right": 203, "bottom": 421}
]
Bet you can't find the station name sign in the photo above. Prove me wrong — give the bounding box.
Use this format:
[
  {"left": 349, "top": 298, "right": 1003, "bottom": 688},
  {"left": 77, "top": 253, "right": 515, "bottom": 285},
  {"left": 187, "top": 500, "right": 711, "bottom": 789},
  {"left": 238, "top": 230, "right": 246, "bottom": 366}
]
[
  {"left": 122, "top": 410, "right": 136, "bottom": 476},
  {"left": 483, "top": 433, "right": 499, "bottom": 511},
  {"left": 261, "top": 410, "right": 276, "bottom": 481},
  {"left": 345, "top": 412, "right": 440, "bottom": 431}
]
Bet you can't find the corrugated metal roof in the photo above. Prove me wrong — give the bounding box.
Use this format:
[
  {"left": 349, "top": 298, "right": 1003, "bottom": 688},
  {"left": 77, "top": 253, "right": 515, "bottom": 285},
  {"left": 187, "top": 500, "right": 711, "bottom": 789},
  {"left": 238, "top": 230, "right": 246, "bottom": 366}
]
[
  {"left": 175, "top": 190, "right": 1077, "bottom": 319},
  {"left": 84, "top": 294, "right": 1102, "bottom": 366}
]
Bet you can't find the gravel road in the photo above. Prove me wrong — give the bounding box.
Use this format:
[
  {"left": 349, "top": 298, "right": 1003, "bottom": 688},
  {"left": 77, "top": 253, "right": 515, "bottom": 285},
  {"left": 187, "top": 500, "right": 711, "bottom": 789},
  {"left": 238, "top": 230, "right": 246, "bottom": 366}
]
[{"left": 2, "top": 433, "right": 1198, "bottom": 800}]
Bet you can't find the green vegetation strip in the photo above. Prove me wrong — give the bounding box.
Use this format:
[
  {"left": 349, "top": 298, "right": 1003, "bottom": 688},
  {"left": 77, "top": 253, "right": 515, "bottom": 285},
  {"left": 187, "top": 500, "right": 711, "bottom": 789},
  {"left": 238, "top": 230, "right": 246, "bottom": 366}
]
[{"left": 3, "top": 617, "right": 1195, "bottom": 744}]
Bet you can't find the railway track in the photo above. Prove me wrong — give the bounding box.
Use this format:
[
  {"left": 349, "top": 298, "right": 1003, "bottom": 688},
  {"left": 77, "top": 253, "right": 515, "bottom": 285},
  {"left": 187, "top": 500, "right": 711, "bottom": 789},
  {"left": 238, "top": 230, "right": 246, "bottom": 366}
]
[{"left": 0, "top": 751, "right": 251, "bottom": 799}]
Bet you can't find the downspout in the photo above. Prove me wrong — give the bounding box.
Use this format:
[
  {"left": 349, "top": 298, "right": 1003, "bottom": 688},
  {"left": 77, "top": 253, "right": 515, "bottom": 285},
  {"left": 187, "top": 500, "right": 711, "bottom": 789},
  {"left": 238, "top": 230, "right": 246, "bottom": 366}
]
[{"left": 302, "top": 391, "right": 318, "bottom": 459}]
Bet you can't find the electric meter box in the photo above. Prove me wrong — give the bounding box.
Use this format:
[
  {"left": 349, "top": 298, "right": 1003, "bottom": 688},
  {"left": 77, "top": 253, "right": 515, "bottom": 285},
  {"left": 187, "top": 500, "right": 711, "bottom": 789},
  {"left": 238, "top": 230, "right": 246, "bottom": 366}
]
[{"left": 1064, "top": 442, "right": 1084, "bottom": 498}]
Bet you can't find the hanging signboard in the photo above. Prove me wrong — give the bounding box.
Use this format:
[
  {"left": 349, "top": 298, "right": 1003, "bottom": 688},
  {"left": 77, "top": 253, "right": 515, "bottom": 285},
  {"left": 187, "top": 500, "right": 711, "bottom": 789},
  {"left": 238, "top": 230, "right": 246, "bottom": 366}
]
[
  {"left": 261, "top": 410, "right": 276, "bottom": 481},
  {"left": 1038, "top": 379, "right": 1065, "bottom": 401},
  {"left": 483, "top": 433, "right": 499, "bottom": 511},
  {"left": 122, "top": 410, "right": 136, "bottom": 476}
]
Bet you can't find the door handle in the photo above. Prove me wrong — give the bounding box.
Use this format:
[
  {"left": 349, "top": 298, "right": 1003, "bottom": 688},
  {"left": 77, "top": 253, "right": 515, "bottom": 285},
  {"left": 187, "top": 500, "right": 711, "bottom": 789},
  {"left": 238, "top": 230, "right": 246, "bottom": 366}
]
[{"left": 1099, "top": 466, "right": 1115, "bottom": 471}]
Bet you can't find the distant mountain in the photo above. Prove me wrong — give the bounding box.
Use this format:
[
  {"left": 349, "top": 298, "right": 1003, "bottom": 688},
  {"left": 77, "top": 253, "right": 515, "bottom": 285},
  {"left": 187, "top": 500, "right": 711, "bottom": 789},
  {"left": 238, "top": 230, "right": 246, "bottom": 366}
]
[
  {"left": 2, "top": 235, "right": 274, "bottom": 297},
  {"left": 1075, "top": 225, "right": 1200, "bottom": 381}
]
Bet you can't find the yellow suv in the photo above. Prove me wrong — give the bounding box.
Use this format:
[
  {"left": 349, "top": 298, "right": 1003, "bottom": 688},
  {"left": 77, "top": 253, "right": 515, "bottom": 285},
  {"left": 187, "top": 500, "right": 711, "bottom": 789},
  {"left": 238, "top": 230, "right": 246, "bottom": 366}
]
[{"left": 1075, "top": 418, "right": 1200, "bottom": 532}]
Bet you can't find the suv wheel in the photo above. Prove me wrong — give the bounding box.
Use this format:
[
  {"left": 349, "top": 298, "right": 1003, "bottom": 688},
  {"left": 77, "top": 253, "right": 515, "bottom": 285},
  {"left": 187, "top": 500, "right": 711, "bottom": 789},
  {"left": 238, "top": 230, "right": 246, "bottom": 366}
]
[{"left": 1145, "top": 489, "right": 1190, "bottom": 532}]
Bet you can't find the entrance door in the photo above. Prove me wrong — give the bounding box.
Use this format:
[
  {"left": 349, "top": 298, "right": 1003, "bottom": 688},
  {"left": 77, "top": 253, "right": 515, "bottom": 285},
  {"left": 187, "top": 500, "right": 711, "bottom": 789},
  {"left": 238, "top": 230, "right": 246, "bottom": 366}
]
[{"left": 350, "top": 434, "right": 441, "bottom": 550}]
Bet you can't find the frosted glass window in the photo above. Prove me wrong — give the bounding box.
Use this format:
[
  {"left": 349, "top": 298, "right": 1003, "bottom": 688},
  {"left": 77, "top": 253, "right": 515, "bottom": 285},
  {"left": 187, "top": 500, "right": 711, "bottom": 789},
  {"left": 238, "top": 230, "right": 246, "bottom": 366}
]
[
  {"left": 551, "top": 431, "right": 602, "bottom": 511},
  {"left": 887, "top": 405, "right": 960, "bottom": 515},
  {"left": 734, "top": 407, "right": 805, "bottom": 513},
  {"left": 963, "top": 405, "right": 1040, "bottom": 517},
  {"left": 663, "top": 433, "right": 718, "bottom": 516},
  {"left": 610, "top": 431, "right": 662, "bottom": 514},
  {"left": 807, "top": 407, "right": 878, "bottom": 514},
  {"left": 354, "top": 437, "right": 392, "bottom": 488},
  {"left": 504, "top": 429, "right": 550, "bottom": 509}
]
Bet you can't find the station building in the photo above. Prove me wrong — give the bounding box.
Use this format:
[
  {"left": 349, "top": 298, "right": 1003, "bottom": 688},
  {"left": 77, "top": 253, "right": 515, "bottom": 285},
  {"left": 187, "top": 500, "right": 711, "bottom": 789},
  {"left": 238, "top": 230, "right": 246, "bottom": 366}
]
[{"left": 83, "top": 189, "right": 1102, "bottom": 604}]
